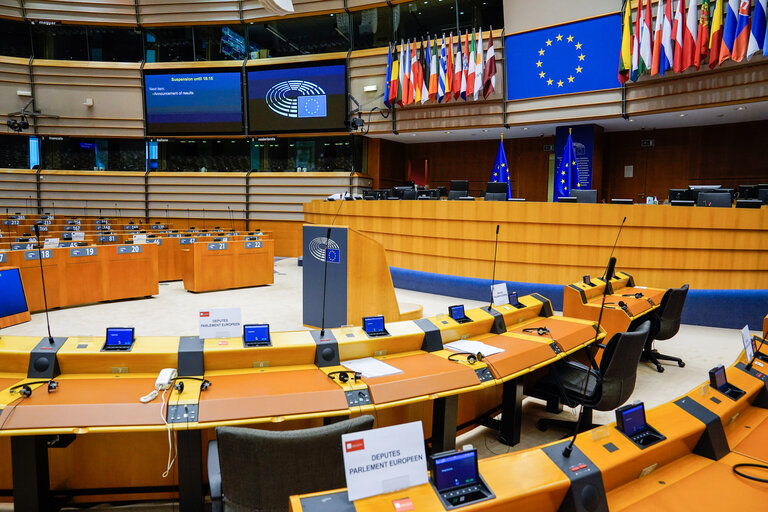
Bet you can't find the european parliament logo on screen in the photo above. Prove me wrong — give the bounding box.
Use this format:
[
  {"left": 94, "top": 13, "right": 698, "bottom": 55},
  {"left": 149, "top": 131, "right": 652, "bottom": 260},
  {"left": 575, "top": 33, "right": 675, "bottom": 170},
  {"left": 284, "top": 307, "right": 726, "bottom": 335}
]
[
  {"left": 266, "top": 80, "right": 327, "bottom": 119},
  {"left": 505, "top": 14, "right": 622, "bottom": 101}
]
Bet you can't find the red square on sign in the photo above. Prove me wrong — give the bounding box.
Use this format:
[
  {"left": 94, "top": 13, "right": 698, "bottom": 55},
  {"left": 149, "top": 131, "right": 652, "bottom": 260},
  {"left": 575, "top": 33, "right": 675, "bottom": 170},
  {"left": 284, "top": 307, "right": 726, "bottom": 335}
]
[
  {"left": 345, "top": 439, "right": 365, "bottom": 452},
  {"left": 200, "top": 311, "right": 209, "bottom": 317},
  {"left": 392, "top": 498, "right": 414, "bottom": 511}
]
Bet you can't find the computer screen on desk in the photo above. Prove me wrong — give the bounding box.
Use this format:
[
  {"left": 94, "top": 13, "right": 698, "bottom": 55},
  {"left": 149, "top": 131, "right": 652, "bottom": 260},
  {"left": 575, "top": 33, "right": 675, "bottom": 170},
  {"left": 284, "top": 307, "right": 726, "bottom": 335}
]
[
  {"left": 0, "top": 268, "right": 28, "bottom": 318},
  {"left": 105, "top": 327, "right": 135, "bottom": 349},
  {"left": 616, "top": 403, "right": 646, "bottom": 437},
  {"left": 432, "top": 450, "right": 479, "bottom": 492},
  {"left": 363, "top": 315, "right": 387, "bottom": 336},
  {"left": 243, "top": 324, "right": 271, "bottom": 346}
]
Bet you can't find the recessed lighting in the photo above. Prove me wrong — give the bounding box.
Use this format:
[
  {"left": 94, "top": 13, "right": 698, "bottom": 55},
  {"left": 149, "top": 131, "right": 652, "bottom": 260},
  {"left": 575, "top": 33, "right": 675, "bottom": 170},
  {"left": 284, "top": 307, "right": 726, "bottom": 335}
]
[
  {"left": 411, "top": 133, "right": 417, "bottom": 136},
  {"left": 522, "top": 127, "right": 528, "bottom": 131},
  {"left": 628, "top": 119, "right": 634, "bottom": 122},
  {"left": 678, "top": 113, "right": 686, "bottom": 117},
  {"left": 736, "top": 106, "right": 746, "bottom": 111},
  {"left": 445, "top": 131, "right": 451, "bottom": 134},
  {"left": 482, "top": 129, "right": 488, "bottom": 132}
]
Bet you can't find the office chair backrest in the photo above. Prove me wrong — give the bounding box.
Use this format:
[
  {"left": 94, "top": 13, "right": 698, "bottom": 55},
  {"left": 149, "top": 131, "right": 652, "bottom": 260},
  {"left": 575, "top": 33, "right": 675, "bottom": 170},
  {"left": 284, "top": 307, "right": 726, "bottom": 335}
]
[
  {"left": 570, "top": 189, "right": 598, "bottom": 203},
  {"left": 651, "top": 284, "right": 689, "bottom": 341},
  {"left": 484, "top": 182, "right": 509, "bottom": 201},
  {"left": 216, "top": 415, "right": 374, "bottom": 512},
  {"left": 448, "top": 190, "right": 468, "bottom": 200},
  {"left": 450, "top": 180, "right": 469, "bottom": 192},
  {"left": 697, "top": 191, "right": 731, "bottom": 207},
  {"left": 759, "top": 188, "right": 768, "bottom": 205},
  {"left": 402, "top": 189, "right": 417, "bottom": 200},
  {"left": 593, "top": 321, "right": 650, "bottom": 411}
]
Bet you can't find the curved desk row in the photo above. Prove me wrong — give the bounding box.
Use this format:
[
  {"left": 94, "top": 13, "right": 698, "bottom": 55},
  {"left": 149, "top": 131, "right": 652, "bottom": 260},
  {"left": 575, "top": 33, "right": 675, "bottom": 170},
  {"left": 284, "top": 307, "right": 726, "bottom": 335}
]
[
  {"left": 0, "top": 294, "right": 604, "bottom": 511},
  {"left": 290, "top": 344, "right": 768, "bottom": 512}
]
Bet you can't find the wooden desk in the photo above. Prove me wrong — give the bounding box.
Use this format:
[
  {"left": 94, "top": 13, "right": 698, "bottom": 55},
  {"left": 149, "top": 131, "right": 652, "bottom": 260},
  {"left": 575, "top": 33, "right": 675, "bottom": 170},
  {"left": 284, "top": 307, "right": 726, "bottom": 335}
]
[
  {"left": 182, "top": 239, "right": 274, "bottom": 292},
  {"left": 562, "top": 272, "right": 667, "bottom": 339}
]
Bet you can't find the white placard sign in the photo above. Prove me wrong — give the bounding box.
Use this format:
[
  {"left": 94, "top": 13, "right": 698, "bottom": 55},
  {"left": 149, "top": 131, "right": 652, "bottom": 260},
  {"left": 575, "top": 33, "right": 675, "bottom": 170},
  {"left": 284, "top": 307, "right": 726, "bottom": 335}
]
[
  {"left": 72, "top": 231, "right": 85, "bottom": 241},
  {"left": 342, "top": 421, "right": 428, "bottom": 502},
  {"left": 741, "top": 325, "right": 754, "bottom": 362},
  {"left": 198, "top": 307, "right": 241, "bottom": 339},
  {"left": 43, "top": 238, "right": 60, "bottom": 249},
  {"left": 132, "top": 234, "right": 147, "bottom": 244},
  {"left": 491, "top": 282, "right": 509, "bottom": 307}
]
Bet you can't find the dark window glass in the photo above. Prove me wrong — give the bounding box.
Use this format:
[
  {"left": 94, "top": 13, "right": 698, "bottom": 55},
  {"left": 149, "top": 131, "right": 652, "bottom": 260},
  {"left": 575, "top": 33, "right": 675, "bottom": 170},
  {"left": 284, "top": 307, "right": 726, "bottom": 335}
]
[
  {"left": 31, "top": 23, "right": 88, "bottom": 60},
  {"left": 250, "top": 136, "right": 354, "bottom": 172},
  {"left": 104, "top": 139, "right": 145, "bottom": 170},
  {"left": 351, "top": 6, "right": 394, "bottom": 50},
  {"left": 0, "top": 135, "right": 30, "bottom": 168},
  {"left": 88, "top": 26, "right": 142, "bottom": 62},
  {"left": 457, "top": 0, "right": 503, "bottom": 32},
  {"left": 0, "top": 19, "right": 32, "bottom": 58},
  {"left": 160, "top": 139, "right": 250, "bottom": 172},
  {"left": 247, "top": 13, "right": 350, "bottom": 58},
  {"left": 193, "top": 25, "right": 249, "bottom": 61},
  {"left": 40, "top": 137, "right": 143, "bottom": 171},
  {"left": 393, "top": 0, "right": 459, "bottom": 42},
  {"left": 144, "top": 27, "right": 194, "bottom": 62}
]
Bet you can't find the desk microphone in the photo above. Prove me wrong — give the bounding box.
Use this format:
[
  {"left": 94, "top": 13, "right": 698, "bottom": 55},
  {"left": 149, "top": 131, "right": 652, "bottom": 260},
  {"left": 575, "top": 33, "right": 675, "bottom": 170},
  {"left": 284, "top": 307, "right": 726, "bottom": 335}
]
[
  {"left": 746, "top": 331, "right": 768, "bottom": 372},
  {"left": 488, "top": 224, "right": 500, "bottom": 310},
  {"left": 563, "top": 256, "right": 615, "bottom": 458},
  {"left": 33, "top": 224, "right": 55, "bottom": 345},
  {"left": 602, "top": 217, "right": 626, "bottom": 281},
  {"left": 319, "top": 199, "right": 345, "bottom": 340},
  {"left": 228, "top": 205, "right": 234, "bottom": 230}
]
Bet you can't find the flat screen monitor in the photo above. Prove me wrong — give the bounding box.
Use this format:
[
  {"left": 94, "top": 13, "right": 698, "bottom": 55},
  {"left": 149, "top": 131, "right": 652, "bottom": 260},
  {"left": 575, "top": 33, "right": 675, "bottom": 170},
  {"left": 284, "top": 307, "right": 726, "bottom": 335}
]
[
  {"left": 363, "top": 315, "right": 386, "bottom": 335},
  {"left": 104, "top": 327, "right": 135, "bottom": 349},
  {"left": 611, "top": 198, "right": 633, "bottom": 205},
  {"left": 738, "top": 185, "right": 759, "bottom": 199},
  {"left": 616, "top": 402, "right": 647, "bottom": 437},
  {"left": 668, "top": 188, "right": 689, "bottom": 201},
  {"left": 698, "top": 192, "right": 732, "bottom": 208},
  {"left": 0, "top": 268, "right": 29, "bottom": 318},
  {"left": 758, "top": 188, "right": 768, "bottom": 205},
  {"left": 431, "top": 450, "right": 479, "bottom": 492},
  {"left": 671, "top": 200, "right": 695, "bottom": 207},
  {"left": 243, "top": 324, "right": 271, "bottom": 346},
  {"left": 570, "top": 189, "right": 598, "bottom": 203},
  {"left": 247, "top": 61, "right": 346, "bottom": 133},
  {"left": 557, "top": 196, "right": 577, "bottom": 203},
  {"left": 144, "top": 69, "right": 243, "bottom": 135}
]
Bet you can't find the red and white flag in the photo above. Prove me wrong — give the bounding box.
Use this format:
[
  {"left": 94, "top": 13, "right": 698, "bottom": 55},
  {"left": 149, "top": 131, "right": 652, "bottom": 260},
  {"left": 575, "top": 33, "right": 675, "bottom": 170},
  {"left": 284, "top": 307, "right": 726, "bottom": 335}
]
[
  {"left": 672, "top": 0, "right": 686, "bottom": 73},
  {"left": 682, "top": 0, "right": 698, "bottom": 71},
  {"left": 483, "top": 28, "right": 496, "bottom": 99}
]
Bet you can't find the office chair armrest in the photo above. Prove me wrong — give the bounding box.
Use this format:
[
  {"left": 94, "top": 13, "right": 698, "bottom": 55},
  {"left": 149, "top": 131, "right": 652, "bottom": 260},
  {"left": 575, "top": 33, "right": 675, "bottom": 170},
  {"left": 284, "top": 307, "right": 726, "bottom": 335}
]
[{"left": 208, "top": 439, "right": 222, "bottom": 501}]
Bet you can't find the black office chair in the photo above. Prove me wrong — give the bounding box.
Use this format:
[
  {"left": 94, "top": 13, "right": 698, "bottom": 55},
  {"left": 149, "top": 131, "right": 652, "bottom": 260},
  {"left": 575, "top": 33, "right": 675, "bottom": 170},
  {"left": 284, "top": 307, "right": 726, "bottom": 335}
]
[
  {"left": 570, "top": 189, "right": 598, "bottom": 203},
  {"left": 448, "top": 180, "right": 470, "bottom": 200},
  {"left": 402, "top": 189, "right": 417, "bottom": 200},
  {"left": 211, "top": 415, "right": 375, "bottom": 512},
  {"left": 530, "top": 321, "right": 650, "bottom": 433},
  {"left": 758, "top": 188, "right": 768, "bottom": 205},
  {"left": 484, "top": 182, "right": 509, "bottom": 201},
  {"left": 641, "top": 284, "right": 689, "bottom": 373}
]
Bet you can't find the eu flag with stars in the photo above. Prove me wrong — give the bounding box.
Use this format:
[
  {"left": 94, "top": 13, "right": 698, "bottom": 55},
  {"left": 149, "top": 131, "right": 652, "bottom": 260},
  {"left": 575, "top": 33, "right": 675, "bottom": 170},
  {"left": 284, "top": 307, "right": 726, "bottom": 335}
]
[
  {"left": 505, "top": 14, "right": 622, "bottom": 100},
  {"left": 490, "top": 138, "right": 512, "bottom": 200},
  {"left": 554, "top": 130, "right": 579, "bottom": 201}
]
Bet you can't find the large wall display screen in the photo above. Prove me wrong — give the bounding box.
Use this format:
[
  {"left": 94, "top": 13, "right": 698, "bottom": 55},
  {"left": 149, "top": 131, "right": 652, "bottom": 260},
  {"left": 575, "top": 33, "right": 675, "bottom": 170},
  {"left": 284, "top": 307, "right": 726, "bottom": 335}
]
[
  {"left": 247, "top": 62, "right": 346, "bottom": 133},
  {"left": 144, "top": 70, "right": 243, "bottom": 135}
]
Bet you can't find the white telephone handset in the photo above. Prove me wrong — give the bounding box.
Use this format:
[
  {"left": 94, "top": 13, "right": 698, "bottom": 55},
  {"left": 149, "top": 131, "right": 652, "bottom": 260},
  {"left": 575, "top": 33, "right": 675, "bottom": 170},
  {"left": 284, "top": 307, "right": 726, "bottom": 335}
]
[{"left": 140, "top": 368, "right": 178, "bottom": 403}]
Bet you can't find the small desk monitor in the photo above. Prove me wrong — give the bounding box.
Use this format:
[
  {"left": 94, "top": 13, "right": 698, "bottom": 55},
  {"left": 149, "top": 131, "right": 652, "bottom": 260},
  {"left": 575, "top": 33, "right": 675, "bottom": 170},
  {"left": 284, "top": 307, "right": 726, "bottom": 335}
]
[
  {"left": 243, "top": 323, "right": 271, "bottom": 347},
  {"left": 103, "top": 327, "right": 135, "bottom": 351},
  {"left": 0, "top": 268, "right": 29, "bottom": 321},
  {"left": 363, "top": 315, "right": 389, "bottom": 337},
  {"left": 668, "top": 188, "right": 690, "bottom": 201},
  {"left": 508, "top": 291, "right": 524, "bottom": 308},
  {"left": 708, "top": 365, "right": 745, "bottom": 400},
  {"left": 430, "top": 449, "right": 494, "bottom": 509},
  {"left": 615, "top": 402, "right": 665, "bottom": 448},
  {"left": 557, "top": 196, "right": 577, "bottom": 203},
  {"left": 570, "top": 189, "right": 598, "bottom": 203},
  {"left": 448, "top": 305, "right": 471, "bottom": 324}
]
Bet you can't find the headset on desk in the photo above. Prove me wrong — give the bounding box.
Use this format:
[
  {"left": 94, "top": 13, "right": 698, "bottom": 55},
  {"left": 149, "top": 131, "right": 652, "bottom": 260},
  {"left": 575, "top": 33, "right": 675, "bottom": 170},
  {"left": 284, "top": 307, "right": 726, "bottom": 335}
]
[
  {"left": 605, "top": 301, "right": 632, "bottom": 315},
  {"left": 327, "top": 370, "right": 362, "bottom": 383},
  {"left": 522, "top": 326, "right": 551, "bottom": 336},
  {"left": 447, "top": 352, "right": 483, "bottom": 364},
  {"left": 9, "top": 380, "right": 58, "bottom": 396}
]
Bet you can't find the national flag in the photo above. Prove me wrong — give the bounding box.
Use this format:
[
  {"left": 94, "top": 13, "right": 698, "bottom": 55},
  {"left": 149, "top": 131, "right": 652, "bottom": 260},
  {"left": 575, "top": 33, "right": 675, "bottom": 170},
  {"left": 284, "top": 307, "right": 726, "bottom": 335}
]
[
  {"left": 467, "top": 29, "right": 476, "bottom": 98},
  {"left": 453, "top": 32, "right": 463, "bottom": 100},
  {"left": 429, "top": 35, "right": 439, "bottom": 102},
  {"left": 618, "top": 0, "right": 632, "bottom": 84},
  {"left": 388, "top": 44, "right": 400, "bottom": 107},
  {"left": 662, "top": 0, "right": 674, "bottom": 74},
  {"left": 460, "top": 31, "right": 469, "bottom": 100},
  {"left": 631, "top": 0, "right": 643, "bottom": 81},
  {"left": 719, "top": 0, "right": 739, "bottom": 64},
  {"left": 402, "top": 40, "right": 411, "bottom": 105},
  {"left": 682, "top": 0, "right": 698, "bottom": 71},
  {"left": 420, "top": 38, "right": 430, "bottom": 104},
  {"left": 731, "top": 0, "right": 752, "bottom": 61},
  {"left": 747, "top": 0, "right": 767, "bottom": 59},
  {"left": 383, "top": 44, "right": 393, "bottom": 108},
  {"left": 709, "top": 0, "right": 725, "bottom": 67},
  {"left": 397, "top": 40, "right": 405, "bottom": 106},
  {"left": 554, "top": 129, "right": 578, "bottom": 201},
  {"left": 483, "top": 27, "right": 496, "bottom": 98},
  {"left": 652, "top": 0, "right": 666, "bottom": 75},
  {"left": 410, "top": 39, "right": 419, "bottom": 104},
  {"left": 695, "top": 0, "right": 711, "bottom": 69},
  {"left": 438, "top": 34, "right": 447, "bottom": 102},
  {"left": 445, "top": 33, "right": 454, "bottom": 101},
  {"left": 640, "top": 0, "right": 653, "bottom": 74},
  {"left": 672, "top": 0, "right": 686, "bottom": 73},
  {"left": 474, "top": 29, "right": 484, "bottom": 100},
  {"left": 490, "top": 136, "right": 512, "bottom": 200}
]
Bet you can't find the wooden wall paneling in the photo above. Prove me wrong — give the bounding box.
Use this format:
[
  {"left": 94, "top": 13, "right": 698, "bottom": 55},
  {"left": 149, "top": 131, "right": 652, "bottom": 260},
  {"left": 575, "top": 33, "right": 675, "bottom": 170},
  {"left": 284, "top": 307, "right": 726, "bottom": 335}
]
[
  {"left": 23, "top": 0, "right": 137, "bottom": 25},
  {"left": 138, "top": 0, "right": 240, "bottom": 25},
  {"left": 0, "top": 170, "right": 37, "bottom": 215},
  {"left": 375, "top": 138, "right": 407, "bottom": 190},
  {"left": 506, "top": 89, "right": 622, "bottom": 126},
  {"left": 0, "top": 0, "right": 22, "bottom": 19},
  {"left": 0, "top": 57, "right": 33, "bottom": 131},
  {"left": 38, "top": 171, "right": 146, "bottom": 219},
  {"left": 508, "top": 136, "right": 553, "bottom": 202},
  {"left": 148, "top": 173, "right": 248, "bottom": 226}
]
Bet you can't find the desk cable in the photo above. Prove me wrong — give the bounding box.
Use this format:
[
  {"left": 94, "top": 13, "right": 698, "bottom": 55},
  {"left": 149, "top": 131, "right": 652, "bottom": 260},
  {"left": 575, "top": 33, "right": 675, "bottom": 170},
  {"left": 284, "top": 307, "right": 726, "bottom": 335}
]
[
  {"left": 732, "top": 463, "right": 768, "bottom": 483},
  {"left": 160, "top": 387, "right": 177, "bottom": 479}
]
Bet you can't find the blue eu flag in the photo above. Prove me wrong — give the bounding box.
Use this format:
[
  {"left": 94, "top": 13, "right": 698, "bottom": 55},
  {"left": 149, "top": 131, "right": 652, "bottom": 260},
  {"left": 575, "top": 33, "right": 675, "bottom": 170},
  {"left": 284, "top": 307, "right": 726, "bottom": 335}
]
[
  {"left": 554, "top": 130, "right": 579, "bottom": 201},
  {"left": 490, "top": 138, "right": 512, "bottom": 200},
  {"left": 505, "top": 14, "right": 622, "bottom": 101}
]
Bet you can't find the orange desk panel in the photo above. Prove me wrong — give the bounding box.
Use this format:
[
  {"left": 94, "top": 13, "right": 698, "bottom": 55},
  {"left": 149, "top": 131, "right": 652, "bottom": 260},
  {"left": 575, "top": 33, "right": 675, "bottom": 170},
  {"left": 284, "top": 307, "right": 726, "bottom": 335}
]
[
  {"left": 0, "top": 376, "right": 162, "bottom": 430},
  {"left": 183, "top": 240, "right": 274, "bottom": 293},
  {"left": 733, "top": 413, "right": 768, "bottom": 463},
  {"left": 363, "top": 353, "right": 481, "bottom": 404},
  {"left": 103, "top": 244, "right": 159, "bottom": 301},
  {"left": 197, "top": 369, "right": 349, "bottom": 423},
  {"left": 509, "top": 317, "right": 598, "bottom": 352},
  {"left": 478, "top": 334, "right": 554, "bottom": 379}
]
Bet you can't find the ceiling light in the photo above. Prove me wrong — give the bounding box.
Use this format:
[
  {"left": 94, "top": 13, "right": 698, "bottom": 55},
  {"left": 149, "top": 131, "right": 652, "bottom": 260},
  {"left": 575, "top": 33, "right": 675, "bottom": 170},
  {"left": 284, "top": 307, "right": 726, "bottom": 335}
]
[
  {"left": 482, "top": 129, "right": 488, "bottom": 132},
  {"left": 628, "top": 119, "right": 634, "bottom": 122},
  {"left": 522, "top": 127, "right": 528, "bottom": 131},
  {"left": 736, "top": 106, "right": 746, "bottom": 111},
  {"left": 678, "top": 113, "right": 686, "bottom": 117},
  {"left": 445, "top": 131, "right": 451, "bottom": 134}
]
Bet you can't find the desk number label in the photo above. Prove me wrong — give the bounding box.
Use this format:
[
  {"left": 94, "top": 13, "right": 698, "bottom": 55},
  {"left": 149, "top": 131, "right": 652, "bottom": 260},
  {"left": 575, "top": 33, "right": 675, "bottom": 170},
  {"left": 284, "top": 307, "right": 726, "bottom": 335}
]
[
  {"left": 117, "top": 245, "right": 142, "bottom": 254},
  {"left": 179, "top": 237, "right": 197, "bottom": 244},
  {"left": 208, "top": 243, "right": 228, "bottom": 250},
  {"left": 25, "top": 249, "right": 53, "bottom": 260},
  {"left": 245, "top": 241, "right": 263, "bottom": 249},
  {"left": 70, "top": 247, "right": 97, "bottom": 257},
  {"left": 3, "top": 220, "right": 20, "bottom": 225},
  {"left": 98, "top": 235, "right": 117, "bottom": 242},
  {"left": 37, "top": 225, "right": 48, "bottom": 231},
  {"left": 12, "top": 243, "right": 35, "bottom": 250}
]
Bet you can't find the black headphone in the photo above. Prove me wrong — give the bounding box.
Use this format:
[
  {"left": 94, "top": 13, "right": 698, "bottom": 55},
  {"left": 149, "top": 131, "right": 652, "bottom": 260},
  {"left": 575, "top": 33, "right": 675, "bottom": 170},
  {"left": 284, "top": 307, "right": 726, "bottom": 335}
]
[
  {"left": 9, "top": 380, "right": 58, "bottom": 396},
  {"left": 173, "top": 378, "right": 212, "bottom": 393},
  {"left": 622, "top": 293, "right": 644, "bottom": 299},
  {"left": 448, "top": 352, "right": 483, "bottom": 364},
  {"left": 327, "top": 371, "right": 362, "bottom": 383},
  {"left": 523, "top": 326, "right": 551, "bottom": 336}
]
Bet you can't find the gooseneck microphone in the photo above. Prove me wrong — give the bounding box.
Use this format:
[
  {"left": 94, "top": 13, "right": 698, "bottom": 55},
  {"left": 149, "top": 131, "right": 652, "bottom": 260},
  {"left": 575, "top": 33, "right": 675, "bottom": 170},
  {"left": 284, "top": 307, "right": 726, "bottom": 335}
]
[
  {"left": 746, "top": 331, "right": 768, "bottom": 371},
  {"left": 563, "top": 256, "right": 616, "bottom": 458},
  {"left": 488, "top": 224, "right": 500, "bottom": 310},
  {"left": 603, "top": 217, "right": 626, "bottom": 280},
  {"left": 33, "top": 224, "right": 55, "bottom": 345},
  {"left": 319, "top": 199, "right": 345, "bottom": 340},
  {"left": 228, "top": 205, "right": 234, "bottom": 230}
]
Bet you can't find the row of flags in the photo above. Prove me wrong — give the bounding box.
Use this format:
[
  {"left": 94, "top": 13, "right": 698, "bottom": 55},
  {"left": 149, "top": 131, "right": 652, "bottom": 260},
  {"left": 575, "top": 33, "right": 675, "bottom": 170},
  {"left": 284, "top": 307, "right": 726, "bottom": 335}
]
[
  {"left": 619, "top": 0, "right": 768, "bottom": 83},
  {"left": 383, "top": 28, "right": 497, "bottom": 108}
]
